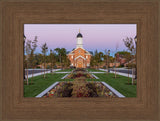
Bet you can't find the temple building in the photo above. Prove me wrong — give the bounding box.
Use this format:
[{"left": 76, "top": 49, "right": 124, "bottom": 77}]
[{"left": 67, "top": 31, "right": 92, "bottom": 68}]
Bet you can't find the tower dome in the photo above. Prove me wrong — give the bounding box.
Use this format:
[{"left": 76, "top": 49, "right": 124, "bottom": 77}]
[
  {"left": 76, "top": 29, "right": 83, "bottom": 48},
  {"left": 77, "top": 33, "right": 83, "bottom": 38},
  {"left": 77, "top": 29, "right": 83, "bottom": 38}
]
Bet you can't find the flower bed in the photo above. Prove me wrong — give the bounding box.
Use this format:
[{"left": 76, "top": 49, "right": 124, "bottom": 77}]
[
  {"left": 43, "top": 78, "right": 117, "bottom": 98},
  {"left": 65, "top": 73, "right": 94, "bottom": 79},
  {"left": 65, "top": 69, "right": 95, "bottom": 79}
]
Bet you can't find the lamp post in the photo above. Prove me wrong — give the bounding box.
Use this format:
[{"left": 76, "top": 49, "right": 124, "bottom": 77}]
[
  {"left": 105, "top": 49, "right": 107, "bottom": 74},
  {"left": 134, "top": 35, "right": 137, "bottom": 80},
  {"left": 50, "top": 49, "right": 53, "bottom": 73},
  {"left": 108, "top": 50, "right": 110, "bottom": 73},
  {"left": 23, "top": 34, "right": 26, "bottom": 80}
]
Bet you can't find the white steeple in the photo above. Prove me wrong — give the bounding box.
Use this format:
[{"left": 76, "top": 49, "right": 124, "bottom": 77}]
[{"left": 76, "top": 29, "right": 83, "bottom": 48}]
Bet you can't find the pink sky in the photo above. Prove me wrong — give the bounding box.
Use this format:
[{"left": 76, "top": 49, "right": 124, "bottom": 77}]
[{"left": 24, "top": 24, "right": 136, "bottom": 56}]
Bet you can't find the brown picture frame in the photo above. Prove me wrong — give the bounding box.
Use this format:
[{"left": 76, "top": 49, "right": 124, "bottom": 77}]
[{"left": 0, "top": 0, "right": 159, "bottom": 120}]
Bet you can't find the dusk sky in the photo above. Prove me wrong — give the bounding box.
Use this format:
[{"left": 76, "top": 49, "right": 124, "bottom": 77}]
[{"left": 24, "top": 24, "right": 136, "bottom": 57}]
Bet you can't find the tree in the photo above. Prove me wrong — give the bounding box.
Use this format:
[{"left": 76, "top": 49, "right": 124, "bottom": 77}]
[
  {"left": 94, "top": 49, "right": 99, "bottom": 69},
  {"left": 25, "top": 40, "right": 32, "bottom": 85},
  {"left": 123, "top": 37, "right": 135, "bottom": 85},
  {"left": 90, "top": 56, "right": 96, "bottom": 68},
  {"left": 41, "top": 42, "right": 48, "bottom": 78},
  {"left": 90, "top": 50, "right": 105, "bottom": 69},
  {"left": 123, "top": 37, "right": 135, "bottom": 54},
  {"left": 104, "top": 49, "right": 109, "bottom": 74},
  {"left": 98, "top": 52, "right": 104, "bottom": 62},
  {"left": 29, "top": 50, "right": 36, "bottom": 84},
  {"left": 54, "top": 48, "right": 67, "bottom": 69},
  {"left": 64, "top": 57, "right": 70, "bottom": 69},
  {"left": 30, "top": 36, "right": 38, "bottom": 84},
  {"left": 61, "top": 48, "right": 67, "bottom": 69},
  {"left": 36, "top": 54, "right": 43, "bottom": 75},
  {"left": 114, "top": 43, "right": 119, "bottom": 79},
  {"left": 25, "top": 36, "right": 38, "bottom": 85},
  {"left": 116, "top": 51, "right": 131, "bottom": 56},
  {"left": 50, "top": 49, "right": 56, "bottom": 74}
]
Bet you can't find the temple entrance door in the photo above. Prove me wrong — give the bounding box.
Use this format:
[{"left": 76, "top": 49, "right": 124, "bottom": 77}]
[
  {"left": 76, "top": 58, "right": 83, "bottom": 68},
  {"left": 77, "top": 62, "right": 82, "bottom": 68}
]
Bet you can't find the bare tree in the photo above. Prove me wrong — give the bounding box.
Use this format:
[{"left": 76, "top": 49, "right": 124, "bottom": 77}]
[
  {"left": 30, "top": 36, "right": 38, "bottom": 84},
  {"left": 123, "top": 37, "right": 135, "bottom": 85},
  {"left": 25, "top": 36, "right": 38, "bottom": 85},
  {"left": 25, "top": 40, "right": 32, "bottom": 85}
]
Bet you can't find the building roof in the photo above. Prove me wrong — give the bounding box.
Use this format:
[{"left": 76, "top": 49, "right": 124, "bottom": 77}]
[
  {"left": 77, "top": 32, "right": 83, "bottom": 38},
  {"left": 67, "top": 47, "right": 92, "bottom": 55}
]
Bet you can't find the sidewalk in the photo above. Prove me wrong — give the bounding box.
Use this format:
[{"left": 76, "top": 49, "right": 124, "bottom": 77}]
[
  {"left": 55, "top": 72, "right": 71, "bottom": 73},
  {"left": 99, "top": 69, "right": 135, "bottom": 78},
  {"left": 25, "top": 69, "right": 61, "bottom": 78},
  {"left": 25, "top": 69, "right": 49, "bottom": 70}
]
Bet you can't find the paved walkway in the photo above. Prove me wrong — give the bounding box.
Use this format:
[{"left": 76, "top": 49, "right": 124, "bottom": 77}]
[
  {"left": 99, "top": 69, "right": 135, "bottom": 78},
  {"left": 25, "top": 69, "right": 61, "bottom": 78},
  {"left": 25, "top": 68, "right": 135, "bottom": 79},
  {"left": 89, "top": 72, "right": 105, "bottom": 74},
  {"left": 55, "top": 72, "right": 71, "bottom": 73}
]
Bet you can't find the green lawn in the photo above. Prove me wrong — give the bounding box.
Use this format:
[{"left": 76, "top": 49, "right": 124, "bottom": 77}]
[
  {"left": 56, "top": 68, "right": 105, "bottom": 72},
  {"left": 24, "top": 72, "right": 136, "bottom": 97},
  {"left": 93, "top": 73, "right": 137, "bottom": 97},
  {"left": 24, "top": 73, "right": 67, "bottom": 97}
]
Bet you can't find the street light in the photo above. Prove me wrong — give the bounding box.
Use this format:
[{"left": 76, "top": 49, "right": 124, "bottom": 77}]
[
  {"left": 134, "top": 35, "right": 137, "bottom": 80},
  {"left": 23, "top": 34, "right": 26, "bottom": 80},
  {"left": 108, "top": 50, "right": 110, "bottom": 73},
  {"left": 105, "top": 49, "right": 107, "bottom": 73},
  {"left": 50, "top": 49, "right": 53, "bottom": 73}
]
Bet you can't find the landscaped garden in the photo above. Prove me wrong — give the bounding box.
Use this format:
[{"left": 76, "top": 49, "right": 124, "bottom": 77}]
[
  {"left": 93, "top": 73, "right": 136, "bottom": 97},
  {"left": 24, "top": 68, "right": 136, "bottom": 97},
  {"left": 24, "top": 73, "right": 66, "bottom": 97},
  {"left": 64, "top": 68, "right": 95, "bottom": 79},
  {"left": 43, "top": 78, "right": 117, "bottom": 98}
]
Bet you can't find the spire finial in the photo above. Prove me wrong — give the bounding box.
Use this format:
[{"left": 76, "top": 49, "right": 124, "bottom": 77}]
[{"left": 79, "top": 29, "right": 80, "bottom": 33}]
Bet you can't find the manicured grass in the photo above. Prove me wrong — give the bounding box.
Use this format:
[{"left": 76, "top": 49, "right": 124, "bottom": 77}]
[
  {"left": 24, "top": 73, "right": 67, "bottom": 97},
  {"left": 56, "top": 68, "right": 105, "bottom": 72},
  {"left": 87, "top": 68, "right": 106, "bottom": 72},
  {"left": 24, "top": 72, "right": 136, "bottom": 97},
  {"left": 93, "top": 73, "right": 137, "bottom": 97}
]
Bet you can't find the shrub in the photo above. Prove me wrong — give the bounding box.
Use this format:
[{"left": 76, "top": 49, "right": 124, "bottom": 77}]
[
  {"left": 118, "top": 65, "right": 124, "bottom": 68},
  {"left": 127, "top": 63, "right": 136, "bottom": 68}
]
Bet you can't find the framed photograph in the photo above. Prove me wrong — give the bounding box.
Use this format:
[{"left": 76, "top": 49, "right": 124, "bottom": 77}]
[
  {"left": 0, "top": 0, "right": 159, "bottom": 120},
  {"left": 23, "top": 24, "right": 137, "bottom": 98}
]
